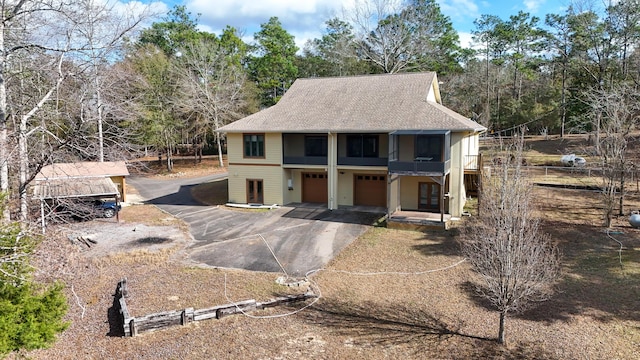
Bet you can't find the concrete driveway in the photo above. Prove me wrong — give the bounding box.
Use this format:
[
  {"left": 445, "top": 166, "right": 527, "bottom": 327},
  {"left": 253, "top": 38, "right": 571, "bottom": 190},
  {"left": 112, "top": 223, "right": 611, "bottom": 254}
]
[{"left": 128, "top": 174, "right": 382, "bottom": 276}]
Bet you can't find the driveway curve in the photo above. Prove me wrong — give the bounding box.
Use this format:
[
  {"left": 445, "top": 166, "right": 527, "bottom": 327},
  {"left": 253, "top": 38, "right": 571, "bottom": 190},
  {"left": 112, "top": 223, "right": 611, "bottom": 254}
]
[{"left": 128, "top": 174, "right": 381, "bottom": 276}]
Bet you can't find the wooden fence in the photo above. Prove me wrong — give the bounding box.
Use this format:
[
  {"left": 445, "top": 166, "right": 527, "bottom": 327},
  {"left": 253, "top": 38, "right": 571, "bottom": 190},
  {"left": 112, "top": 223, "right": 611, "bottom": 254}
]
[{"left": 114, "top": 278, "right": 316, "bottom": 337}]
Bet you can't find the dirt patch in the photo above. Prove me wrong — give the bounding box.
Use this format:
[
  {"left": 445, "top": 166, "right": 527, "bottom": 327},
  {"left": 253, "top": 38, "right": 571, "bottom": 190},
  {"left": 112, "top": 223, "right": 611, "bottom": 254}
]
[{"left": 65, "top": 222, "right": 189, "bottom": 257}]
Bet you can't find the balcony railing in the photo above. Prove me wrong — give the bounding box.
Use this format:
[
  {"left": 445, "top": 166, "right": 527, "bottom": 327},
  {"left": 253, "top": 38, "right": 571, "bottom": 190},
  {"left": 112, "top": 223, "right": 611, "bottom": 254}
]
[
  {"left": 388, "top": 159, "right": 450, "bottom": 174},
  {"left": 282, "top": 156, "right": 328, "bottom": 166},
  {"left": 337, "top": 157, "right": 388, "bottom": 166},
  {"left": 464, "top": 154, "right": 482, "bottom": 171}
]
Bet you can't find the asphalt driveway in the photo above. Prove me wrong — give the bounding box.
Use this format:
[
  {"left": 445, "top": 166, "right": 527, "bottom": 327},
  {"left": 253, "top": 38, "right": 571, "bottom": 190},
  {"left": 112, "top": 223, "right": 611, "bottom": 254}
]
[{"left": 128, "top": 174, "right": 382, "bottom": 276}]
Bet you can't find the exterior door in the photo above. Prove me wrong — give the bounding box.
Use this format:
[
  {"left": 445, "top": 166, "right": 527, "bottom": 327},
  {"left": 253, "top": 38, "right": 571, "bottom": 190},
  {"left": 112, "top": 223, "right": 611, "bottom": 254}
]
[
  {"left": 247, "top": 179, "right": 263, "bottom": 204},
  {"left": 419, "top": 182, "right": 440, "bottom": 210},
  {"left": 354, "top": 174, "right": 387, "bottom": 207},
  {"left": 302, "top": 173, "right": 328, "bottom": 203}
]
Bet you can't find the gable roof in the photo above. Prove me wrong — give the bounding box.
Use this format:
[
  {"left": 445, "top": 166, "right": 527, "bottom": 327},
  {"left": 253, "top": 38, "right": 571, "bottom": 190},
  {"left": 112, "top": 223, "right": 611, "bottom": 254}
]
[
  {"left": 35, "top": 161, "right": 129, "bottom": 180},
  {"left": 220, "top": 72, "right": 485, "bottom": 133}
]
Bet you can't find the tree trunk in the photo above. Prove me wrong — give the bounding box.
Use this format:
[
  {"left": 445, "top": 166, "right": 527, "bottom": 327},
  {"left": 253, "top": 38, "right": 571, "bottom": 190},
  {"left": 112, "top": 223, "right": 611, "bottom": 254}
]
[
  {"left": 619, "top": 168, "right": 625, "bottom": 216},
  {"left": 216, "top": 132, "right": 224, "bottom": 168},
  {"left": 498, "top": 311, "right": 506, "bottom": 344},
  {"left": 18, "top": 115, "right": 28, "bottom": 223},
  {"left": 0, "top": 20, "right": 10, "bottom": 221},
  {"left": 95, "top": 77, "right": 105, "bottom": 162}
]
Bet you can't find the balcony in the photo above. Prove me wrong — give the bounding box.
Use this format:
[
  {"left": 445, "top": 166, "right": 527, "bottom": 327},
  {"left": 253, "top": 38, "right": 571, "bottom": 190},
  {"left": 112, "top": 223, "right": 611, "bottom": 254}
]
[
  {"left": 464, "top": 154, "right": 483, "bottom": 172},
  {"left": 338, "top": 157, "right": 388, "bottom": 167},
  {"left": 282, "top": 133, "right": 328, "bottom": 166},
  {"left": 388, "top": 159, "right": 450, "bottom": 174},
  {"left": 283, "top": 156, "right": 327, "bottom": 166}
]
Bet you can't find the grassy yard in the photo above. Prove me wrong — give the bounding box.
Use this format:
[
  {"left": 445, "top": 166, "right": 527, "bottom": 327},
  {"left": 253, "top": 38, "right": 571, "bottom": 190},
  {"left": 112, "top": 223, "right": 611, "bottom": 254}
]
[{"left": 23, "top": 137, "right": 640, "bottom": 359}]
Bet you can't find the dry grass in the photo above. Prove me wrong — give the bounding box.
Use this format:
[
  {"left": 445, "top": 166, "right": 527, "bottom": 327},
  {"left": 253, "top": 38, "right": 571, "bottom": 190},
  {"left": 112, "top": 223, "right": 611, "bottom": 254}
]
[
  {"left": 128, "top": 155, "right": 228, "bottom": 179},
  {"left": 21, "top": 138, "right": 640, "bottom": 359},
  {"left": 190, "top": 179, "right": 228, "bottom": 206}
]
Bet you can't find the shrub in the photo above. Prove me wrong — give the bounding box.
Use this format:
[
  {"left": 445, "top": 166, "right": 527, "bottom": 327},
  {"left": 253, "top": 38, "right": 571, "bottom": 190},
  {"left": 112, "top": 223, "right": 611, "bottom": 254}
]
[{"left": 0, "top": 282, "right": 69, "bottom": 357}]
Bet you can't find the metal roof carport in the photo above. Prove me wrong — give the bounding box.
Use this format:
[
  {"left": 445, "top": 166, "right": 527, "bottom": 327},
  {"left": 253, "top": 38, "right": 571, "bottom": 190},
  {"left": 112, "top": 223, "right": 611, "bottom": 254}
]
[{"left": 33, "top": 177, "right": 120, "bottom": 233}]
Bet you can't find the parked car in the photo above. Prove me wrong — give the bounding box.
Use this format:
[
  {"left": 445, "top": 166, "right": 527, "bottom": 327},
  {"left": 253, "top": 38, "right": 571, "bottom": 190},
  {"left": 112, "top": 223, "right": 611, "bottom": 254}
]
[
  {"left": 560, "top": 154, "right": 586, "bottom": 167},
  {"left": 93, "top": 199, "right": 121, "bottom": 218},
  {"left": 51, "top": 198, "right": 120, "bottom": 221}
]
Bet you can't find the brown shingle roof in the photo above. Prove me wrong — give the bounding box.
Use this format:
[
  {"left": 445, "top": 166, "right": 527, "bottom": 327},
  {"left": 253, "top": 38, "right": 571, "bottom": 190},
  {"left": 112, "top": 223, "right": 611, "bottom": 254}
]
[
  {"left": 220, "top": 72, "right": 485, "bottom": 133},
  {"left": 36, "top": 161, "right": 129, "bottom": 180}
]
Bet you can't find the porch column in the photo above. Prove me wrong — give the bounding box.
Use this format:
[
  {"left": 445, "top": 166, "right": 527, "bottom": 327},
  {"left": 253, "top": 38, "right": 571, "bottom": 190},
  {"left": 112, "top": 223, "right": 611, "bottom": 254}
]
[
  {"left": 440, "top": 175, "right": 445, "bottom": 223},
  {"left": 327, "top": 132, "right": 338, "bottom": 210}
]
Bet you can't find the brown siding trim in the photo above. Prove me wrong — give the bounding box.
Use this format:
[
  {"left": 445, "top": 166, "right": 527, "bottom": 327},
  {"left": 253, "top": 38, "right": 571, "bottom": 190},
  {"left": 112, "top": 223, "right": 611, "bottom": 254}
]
[{"left": 228, "top": 163, "right": 281, "bottom": 167}]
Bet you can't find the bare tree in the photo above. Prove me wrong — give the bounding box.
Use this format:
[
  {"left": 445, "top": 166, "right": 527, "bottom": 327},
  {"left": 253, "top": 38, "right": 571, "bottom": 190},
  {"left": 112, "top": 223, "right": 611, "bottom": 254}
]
[
  {"left": 173, "top": 35, "right": 249, "bottom": 167},
  {"left": 4, "top": 1, "right": 156, "bottom": 222},
  {"left": 460, "top": 132, "right": 561, "bottom": 345},
  {"left": 588, "top": 84, "right": 640, "bottom": 226},
  {"left": 67, "top": 0, "right": 156, "bottom": 162}
]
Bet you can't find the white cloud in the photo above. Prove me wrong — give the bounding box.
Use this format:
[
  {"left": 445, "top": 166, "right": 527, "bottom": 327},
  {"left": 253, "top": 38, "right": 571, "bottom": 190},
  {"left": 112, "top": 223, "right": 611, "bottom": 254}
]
[
  {"left": 173, "top": 0, "right": 351, "bottom": 50},
  {"left": 440, "top": 0, "right": 480, "bottom": 23},
  {"left": 523, "top": 0, "right": 546, "bottom": 13},
  {"left": 458, "top": 31, "right": 474, "bottom": 49}
]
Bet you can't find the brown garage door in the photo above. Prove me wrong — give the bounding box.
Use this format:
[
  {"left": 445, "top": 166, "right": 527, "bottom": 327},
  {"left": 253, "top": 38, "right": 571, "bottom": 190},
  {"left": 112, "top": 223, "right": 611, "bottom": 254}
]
[
  {"left": 354, "top": 174, "right": 387, "bottom": 207},
  {"left": 302, "top": 173, "right": 328, "bottom": 204}
]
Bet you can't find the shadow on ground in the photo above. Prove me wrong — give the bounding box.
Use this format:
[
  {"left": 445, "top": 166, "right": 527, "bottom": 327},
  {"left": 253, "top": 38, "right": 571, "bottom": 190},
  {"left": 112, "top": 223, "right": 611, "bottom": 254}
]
[
  {"left": 302, "top": 298, "right": 559, "bottom": 359},
  {"left": 282, "top": 207, "right": 383, "bottom": 225}
]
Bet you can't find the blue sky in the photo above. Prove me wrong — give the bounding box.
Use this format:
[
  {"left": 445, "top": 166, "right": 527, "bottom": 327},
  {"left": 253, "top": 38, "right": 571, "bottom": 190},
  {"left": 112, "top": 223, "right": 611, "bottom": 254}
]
[{"left": 144, "top": 0, "right": 573, "bottom": 49}]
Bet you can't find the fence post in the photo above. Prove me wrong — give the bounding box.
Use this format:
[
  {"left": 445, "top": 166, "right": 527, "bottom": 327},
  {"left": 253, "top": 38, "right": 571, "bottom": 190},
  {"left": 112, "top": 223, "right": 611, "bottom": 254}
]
[
  {"left": 129, "top": 318, "right": 137, "bottom": 337},
  {"left": 181, "top": 308, "right": 194, "bottom": 326}
]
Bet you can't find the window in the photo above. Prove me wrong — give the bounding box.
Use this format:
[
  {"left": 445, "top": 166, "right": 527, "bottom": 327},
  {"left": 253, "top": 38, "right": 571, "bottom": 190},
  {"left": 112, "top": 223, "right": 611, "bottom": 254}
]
[
  {"left": 305, "top": 136, "right": 327, "bottom": 157},
  {"left": 416, "top": 135, "right": 442, "bottom": 161},
  {"left": 244, "top": 134, "right": 264, "bottom": 158},
  {"left": 347, "top": 135, "right": 378, "bottom": 158}
]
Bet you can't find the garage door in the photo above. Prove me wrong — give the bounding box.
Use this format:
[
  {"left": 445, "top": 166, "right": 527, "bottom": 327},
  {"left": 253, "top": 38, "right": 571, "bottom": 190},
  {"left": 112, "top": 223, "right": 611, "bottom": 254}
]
[
  {"left": 354, "top": 174, "right": 387, "bottom": 207},
  {"left": 302, "top": 173, "right": 328, "bottom": 204}
]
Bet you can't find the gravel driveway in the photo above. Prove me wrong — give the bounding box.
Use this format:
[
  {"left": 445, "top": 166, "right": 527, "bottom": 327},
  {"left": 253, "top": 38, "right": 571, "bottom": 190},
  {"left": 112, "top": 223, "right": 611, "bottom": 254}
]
[{"left": 128, "top": 175, "right": 382, "bottom": 276}]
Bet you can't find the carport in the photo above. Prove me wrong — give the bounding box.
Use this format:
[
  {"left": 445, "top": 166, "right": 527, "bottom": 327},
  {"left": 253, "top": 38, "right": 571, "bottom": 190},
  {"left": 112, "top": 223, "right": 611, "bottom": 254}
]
[{"left": 33, "top": 177, "right": 120, "bottom": 233}]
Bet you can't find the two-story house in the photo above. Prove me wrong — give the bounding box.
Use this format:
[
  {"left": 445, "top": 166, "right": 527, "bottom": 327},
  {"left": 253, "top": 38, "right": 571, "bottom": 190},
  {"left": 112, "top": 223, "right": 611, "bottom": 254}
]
[{"left": 219, "top": 72, "right": 485, "bottom": 227}]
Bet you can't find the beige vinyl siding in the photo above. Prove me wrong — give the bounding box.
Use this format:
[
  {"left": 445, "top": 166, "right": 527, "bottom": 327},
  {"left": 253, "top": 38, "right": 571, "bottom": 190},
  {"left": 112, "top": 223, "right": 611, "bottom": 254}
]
[
  {"left": 448, "top": 132, "right": 467, "bottom": 217},
  {"left": 398, "top": 135, "right": 415, "bottom": 161},
  {"left": 427, "top": 83, "right": 437, "bottom": 102},
  {"left": 400, "top": 176, "right": 421, "bottom": 210},
  {"left": 227, "top": 165, "right": 284, "bottom": 205},
  {"left": 282, "top": 169, "right": 303, "bottom": 204},
  {"left": 389, "top": 174, "right": 400, "bottom": 213},
  {"left": 227, "top": 133, "right": 282, "bottom": 164},
  {"left": 399, "top": 176, "right": 448, "bottom": 212},
  {"left": 337, "top": 170, "right": 355, "bottom": 206}
]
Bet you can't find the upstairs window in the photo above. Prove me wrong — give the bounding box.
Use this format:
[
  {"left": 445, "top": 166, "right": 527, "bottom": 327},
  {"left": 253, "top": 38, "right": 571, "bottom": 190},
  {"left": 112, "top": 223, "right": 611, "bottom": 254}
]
[
  {"left": 347, "top": 135, "right": 378, "bottom": 158},
  {"left": 415, "top": 135, "right": 443, "bottom": 161},
  {"left": 305, "top": 136, "right": 328, "bottom": 157},
  {"left": 244, "top": 134, "right": 265, "bottom": 158}
]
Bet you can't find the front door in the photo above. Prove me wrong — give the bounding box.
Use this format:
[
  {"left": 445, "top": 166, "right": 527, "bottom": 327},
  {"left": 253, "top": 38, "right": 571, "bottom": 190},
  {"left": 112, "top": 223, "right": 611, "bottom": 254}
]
[
  {"left": 419, "top": 182, "right": 440, "bottom": 210},
  {"left": 247, "top": 179, "right": 263, "bottom": 204}
]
